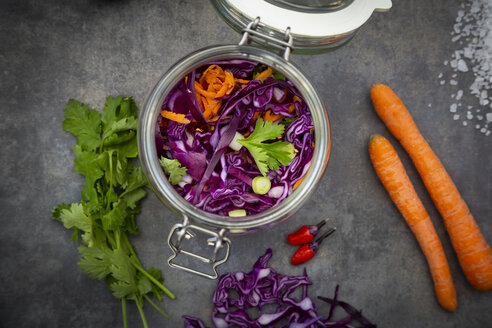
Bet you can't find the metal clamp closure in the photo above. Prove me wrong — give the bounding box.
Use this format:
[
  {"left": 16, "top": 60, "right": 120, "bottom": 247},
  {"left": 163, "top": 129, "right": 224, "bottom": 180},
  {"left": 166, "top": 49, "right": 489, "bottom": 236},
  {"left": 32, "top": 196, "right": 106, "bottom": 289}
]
[
  {"left": 167, "top": 216, "right": 231, "bottom": 279},
  {"left": 239, "top": 17, "right": 294, "bottom": 61}
]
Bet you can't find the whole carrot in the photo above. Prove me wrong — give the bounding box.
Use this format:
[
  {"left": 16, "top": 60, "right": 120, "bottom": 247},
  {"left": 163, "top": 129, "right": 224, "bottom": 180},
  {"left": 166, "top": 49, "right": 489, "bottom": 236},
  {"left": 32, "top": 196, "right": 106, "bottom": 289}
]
[
  {"left": 371, "top": 84, "right": 492, "bottom": 291},
  {"left": 369, "top": 134, "right": 457, "bottom": 311}
]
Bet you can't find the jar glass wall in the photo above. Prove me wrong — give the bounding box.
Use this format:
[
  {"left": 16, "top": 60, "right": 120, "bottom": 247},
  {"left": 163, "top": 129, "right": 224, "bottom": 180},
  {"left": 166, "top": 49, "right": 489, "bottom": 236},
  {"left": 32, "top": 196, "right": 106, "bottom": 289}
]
[{"left": 138, "top": 45, "right": 331, "bottom": 233}]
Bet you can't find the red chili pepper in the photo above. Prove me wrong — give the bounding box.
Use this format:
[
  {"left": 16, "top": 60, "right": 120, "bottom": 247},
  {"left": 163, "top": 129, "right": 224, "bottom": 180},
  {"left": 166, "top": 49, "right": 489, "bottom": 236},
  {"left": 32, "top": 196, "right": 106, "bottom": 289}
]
[
  {"left": 290, "top": 227, "right": 336, "bottom": 266},
  {"left": 287, "top": 218, "right": 330, "bottom": 245}
]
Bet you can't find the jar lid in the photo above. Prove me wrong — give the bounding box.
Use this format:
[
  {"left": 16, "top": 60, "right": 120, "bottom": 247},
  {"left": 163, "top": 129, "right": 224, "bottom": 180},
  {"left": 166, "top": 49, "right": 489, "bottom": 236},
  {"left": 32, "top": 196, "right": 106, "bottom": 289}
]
[{"left": 211, "top": 0, "right": 392, "bottom": 53}]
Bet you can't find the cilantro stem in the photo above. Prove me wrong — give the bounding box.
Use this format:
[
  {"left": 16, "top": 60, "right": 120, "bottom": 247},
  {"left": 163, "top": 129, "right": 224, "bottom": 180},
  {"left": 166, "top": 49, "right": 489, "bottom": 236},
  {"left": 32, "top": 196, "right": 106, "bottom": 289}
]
[
  {"left": 115, "top": 229, "right": 121, "bottom": 250},
  {"left": 143, "top": 294, "right": 170, "bottom": 319},
  {"left": 136, "top": 300, "right": 149, "bottom": 328},
  {"left": 102, "top": 229, "right": 116, "bottom": 249},
  {"left": 106, "top": 151, "right": 114, "bottom": 212},
  {"left": 130, "top": 258, "right": 176, "bottom": 300},
  {"left": 122, "top": 298, "right": 128, "bottom": 328},
  {"left": 123, "top": 234, "right": 142, "bottom": 266},
  {"left": 122, "top": 234, "right": 163, "bottom": 302}
]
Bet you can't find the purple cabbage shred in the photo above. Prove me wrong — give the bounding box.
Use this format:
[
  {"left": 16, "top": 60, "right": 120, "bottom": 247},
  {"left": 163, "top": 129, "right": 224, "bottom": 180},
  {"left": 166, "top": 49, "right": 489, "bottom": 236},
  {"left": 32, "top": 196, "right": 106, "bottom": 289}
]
[
  {"left": 156, "top": 60, "right": 315, "bottom": 216},
  {"left": 183, "top": 249, "right": 376, "bottom": 328}
]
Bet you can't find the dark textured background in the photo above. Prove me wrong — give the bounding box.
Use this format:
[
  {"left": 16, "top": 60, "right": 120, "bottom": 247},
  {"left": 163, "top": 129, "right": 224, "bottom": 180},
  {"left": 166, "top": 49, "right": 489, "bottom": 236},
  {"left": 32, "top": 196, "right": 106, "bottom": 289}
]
[{"left": 1, "top": 0, "right": 491, "bottom": 327}]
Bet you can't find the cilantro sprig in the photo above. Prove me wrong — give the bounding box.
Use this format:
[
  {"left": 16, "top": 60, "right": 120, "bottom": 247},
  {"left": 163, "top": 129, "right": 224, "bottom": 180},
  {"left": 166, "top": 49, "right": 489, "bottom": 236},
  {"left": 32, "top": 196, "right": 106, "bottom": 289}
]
[
  {"left": 53, "top": 96, "right": 174, "bottom": 328},
  {"left": 238, "top": 118, "right": 295, "bottom": 176},
  {"left": 159, "top": 157, "right": 187, "bottom": 185}
]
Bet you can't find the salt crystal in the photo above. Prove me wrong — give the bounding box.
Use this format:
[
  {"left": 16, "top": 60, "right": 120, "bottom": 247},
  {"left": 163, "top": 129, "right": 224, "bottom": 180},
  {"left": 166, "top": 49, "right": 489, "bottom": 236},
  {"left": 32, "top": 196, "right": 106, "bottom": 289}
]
[
  {"left": 442, "top": 0, "right": 492, "bottom": 136},
  {"left": 457, "top": 59, "right": 469, "bottom": 72},
  {"left": 456, "top": 89, "right": 464, "bottom": 100},
  {"left": 428, "top": 103, "right": 432, "bottom": 107},
  {"left": 487, "top": 130, "right": 491, "bottom": 136}
]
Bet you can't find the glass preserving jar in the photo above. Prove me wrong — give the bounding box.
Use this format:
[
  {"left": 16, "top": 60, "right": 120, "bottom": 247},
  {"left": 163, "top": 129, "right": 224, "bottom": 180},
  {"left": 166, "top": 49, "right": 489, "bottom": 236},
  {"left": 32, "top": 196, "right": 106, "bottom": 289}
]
[{"left": 138, "top": 0, "right": 392, "bottom": 278}]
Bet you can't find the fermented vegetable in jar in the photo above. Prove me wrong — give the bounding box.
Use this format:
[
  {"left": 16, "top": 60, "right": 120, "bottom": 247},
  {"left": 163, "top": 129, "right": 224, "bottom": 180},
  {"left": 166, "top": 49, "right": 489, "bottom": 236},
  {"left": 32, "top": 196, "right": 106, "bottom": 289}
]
[{"left": 155, "top": 59, "right": 315, "bottom": 216}]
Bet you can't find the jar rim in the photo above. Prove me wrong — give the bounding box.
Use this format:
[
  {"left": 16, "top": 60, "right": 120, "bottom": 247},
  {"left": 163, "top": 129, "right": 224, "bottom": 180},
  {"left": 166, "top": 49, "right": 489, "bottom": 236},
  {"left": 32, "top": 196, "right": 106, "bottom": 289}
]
[{"left": 138, "top": 44, "right": 331, "bottom": 232}]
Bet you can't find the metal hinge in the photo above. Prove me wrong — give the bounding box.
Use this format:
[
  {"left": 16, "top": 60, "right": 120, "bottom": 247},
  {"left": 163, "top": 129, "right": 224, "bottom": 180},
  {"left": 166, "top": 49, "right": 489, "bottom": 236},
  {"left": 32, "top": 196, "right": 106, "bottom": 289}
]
[
  {"left": 167, "top": 216, "right": 231, "bottom": 279},
  {"left": 238, "top": 17, "right": 294, "bottom": 61}
]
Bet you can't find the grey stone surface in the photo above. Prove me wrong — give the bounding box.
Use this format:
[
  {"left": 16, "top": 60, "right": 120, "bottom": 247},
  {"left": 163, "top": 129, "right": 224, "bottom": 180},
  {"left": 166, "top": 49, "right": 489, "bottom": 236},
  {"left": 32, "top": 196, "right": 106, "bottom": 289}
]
[{"left": 1, "top": 0, "right": 491, "bottom": 327}]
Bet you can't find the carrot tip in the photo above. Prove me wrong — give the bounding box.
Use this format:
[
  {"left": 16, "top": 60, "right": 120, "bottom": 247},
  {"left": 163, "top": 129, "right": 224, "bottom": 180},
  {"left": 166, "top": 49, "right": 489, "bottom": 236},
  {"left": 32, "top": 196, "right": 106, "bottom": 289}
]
[{"left": 370, "top": 134, "right": 383, "bottom": 142}]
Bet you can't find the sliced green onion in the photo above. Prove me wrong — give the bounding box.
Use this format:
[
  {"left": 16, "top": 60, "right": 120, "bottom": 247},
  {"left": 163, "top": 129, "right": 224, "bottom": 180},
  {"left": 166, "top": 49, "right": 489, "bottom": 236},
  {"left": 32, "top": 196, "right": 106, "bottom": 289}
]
[
  {"left": 283, "top": 143, "right": 296, "bottom": 161},
  {"left": 252, "top": 176, "right": 271, "bottom": 195},
  {"left": 228, "top": 209, "right": 247, "bottom": 217},
  {"left": 229, "top": 132, "right": 245, "bottom": 151}
]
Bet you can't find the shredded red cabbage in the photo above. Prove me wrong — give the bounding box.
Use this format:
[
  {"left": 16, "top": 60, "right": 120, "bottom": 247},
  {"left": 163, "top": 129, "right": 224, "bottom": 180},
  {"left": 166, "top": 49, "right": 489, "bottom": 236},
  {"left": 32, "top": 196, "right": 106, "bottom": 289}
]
[
  {"left": 183, "top": 249, "right": 377, "bottom": 328},
  {"left": 156, "top": 60, "right": 315, "bottom": 215}
]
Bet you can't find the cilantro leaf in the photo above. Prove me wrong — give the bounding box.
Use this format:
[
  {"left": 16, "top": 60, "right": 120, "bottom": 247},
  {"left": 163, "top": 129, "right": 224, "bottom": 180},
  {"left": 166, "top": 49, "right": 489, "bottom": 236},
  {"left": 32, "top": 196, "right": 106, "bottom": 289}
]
[
  {"left": 57, "top": 202, "right": 94, "bottom": 246},
  {"left": 237, "top": 118, "right": 294, "bottom": 176},
  {"left": 58, "top": 202, "right": 92, "bottom": 232},
  {"left": 63, "top": 99, "right": 102, "bottom": 151},
  {"left": 109, "top": 249, "right": 137, "bottom": 299},
  {"left": 137, "top": 273, "right": 153, "bottom": 295},
  {"left": 72, "top": 145, "right": 104, "bottom": 206},
  {"left": 102, "top": 199, "right": 127, "bottom": 231},
  {"left": 246, "top": 118, "right": 285, "bottom": 142},
  {"left": 78, "top": 245, "right": 112, "bottom": 280},
  {"left": 52, "top": 203, "right": 71, "bottom": 222},
  {"left": 101, "top": 96, "right": 124, "bottom": 133},
  {"left": 159, "top": 157, "right": 187, "bottom": 185},
  {"left": 272, "top": 71, "right": 286, "bottom": 80},
  {"left": 281, "top": 117, "right": 296, "bottom": 128},
  {"left": 104, "top": 117, "right": 138, "bottom": 138},
  {"left": 107, "top": 137, "right": 138, "bottom": 159},
  {"left": 103, "top": 130, "right": 136, "bottom": 147}
]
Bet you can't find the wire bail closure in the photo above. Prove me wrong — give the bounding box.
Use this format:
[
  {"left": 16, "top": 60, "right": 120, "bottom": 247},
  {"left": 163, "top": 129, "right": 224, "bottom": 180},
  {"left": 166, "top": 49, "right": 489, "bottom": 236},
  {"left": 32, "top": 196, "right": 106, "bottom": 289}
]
[
  {"left": 167, "top": 215, "right": 231, "bottom": 279},
  {"left": 238, "top": 17, "right": 294, "bottom": 61}
]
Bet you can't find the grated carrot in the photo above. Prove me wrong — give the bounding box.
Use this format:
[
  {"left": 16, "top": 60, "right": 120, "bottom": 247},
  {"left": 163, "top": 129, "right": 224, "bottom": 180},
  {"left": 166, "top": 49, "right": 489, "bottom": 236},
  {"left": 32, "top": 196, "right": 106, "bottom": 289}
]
[
  {"left": 161, "top": 110, "right": 191, "bottom": 124},
  {"left": 235, "top": 78, "right": 250, "bottom": 84},
  {"left": 264, "top": 110, "right": 283, "bottom": 122},
  {"left": 293, "top": 176, "right": 305, "bottom": 190},
  {"left": 254, "top": 67, "right": 273, "bottom": 81},
  {"left": 195, "top": 64, "right": 235, "bottom": 121}
]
